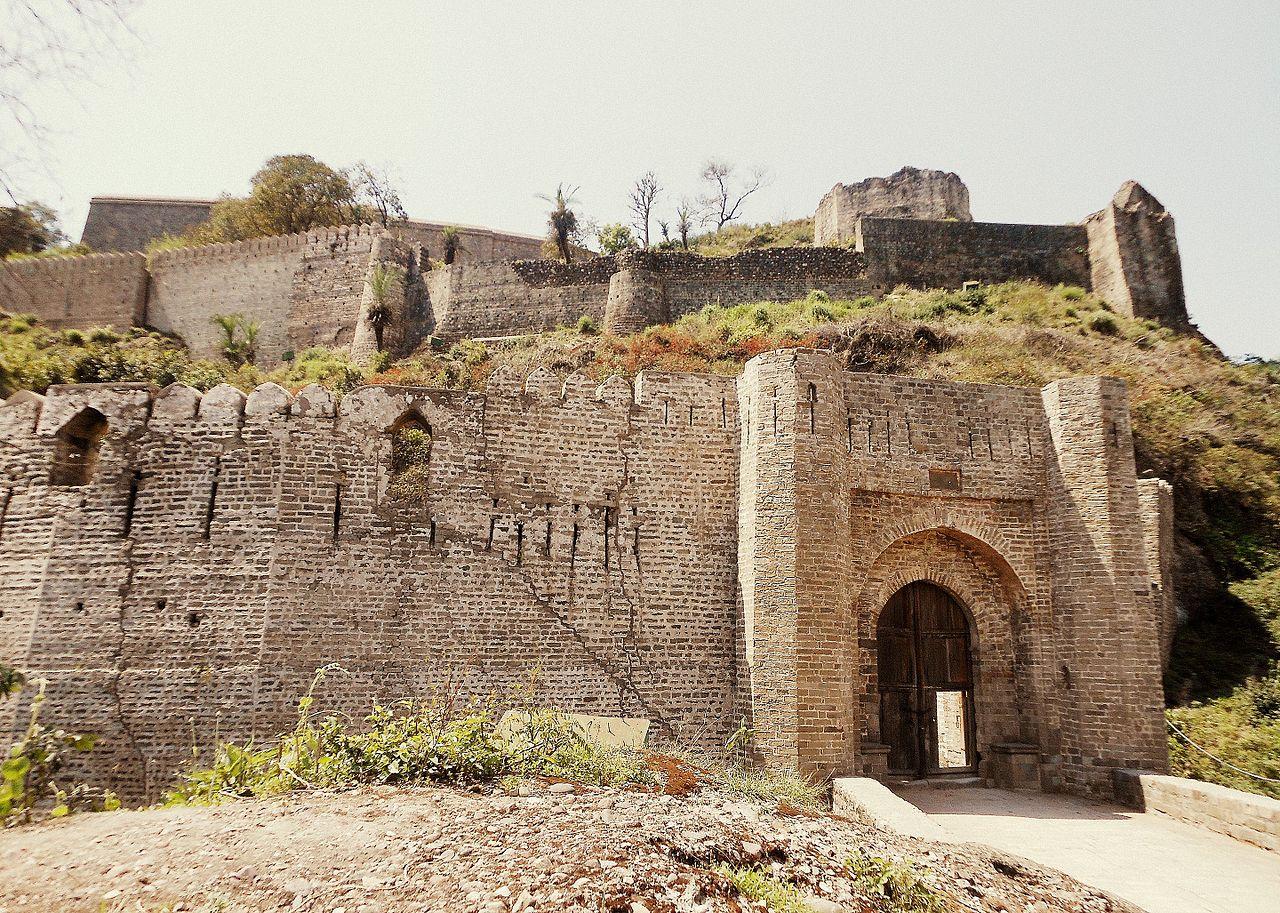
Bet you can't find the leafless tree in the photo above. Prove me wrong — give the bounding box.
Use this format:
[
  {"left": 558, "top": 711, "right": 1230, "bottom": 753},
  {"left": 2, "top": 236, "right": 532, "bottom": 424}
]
[
  {"left": 674, "top": 198, "right": 697, "bottom": 250},
  {"left": 1, "top": 1, "right": 138, "bottom": 204},
  {"left": 349, "top": 161, "right": 407, "bottom": 226},
  {"left": 698, "top": 160, "right": 769, "bottom": 231},
  {"left": 628, "top": 171, "right": 661, "bottom": 249}
]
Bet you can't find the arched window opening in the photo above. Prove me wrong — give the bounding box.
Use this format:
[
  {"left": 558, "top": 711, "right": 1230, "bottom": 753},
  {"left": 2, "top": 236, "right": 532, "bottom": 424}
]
[
  {"left": 50, "top": 408, "right": 109, "bottom": 487},
  {"left": 387, "top": 412, "right": 433, "bottom": 505}
]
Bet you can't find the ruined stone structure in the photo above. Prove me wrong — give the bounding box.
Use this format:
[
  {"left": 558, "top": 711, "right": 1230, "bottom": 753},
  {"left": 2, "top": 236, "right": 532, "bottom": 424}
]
[
  {"left": 0, "top": 348, "right": 1170, "bottom": 801},
  {"left": 1084, "top": 182, "right": 1188, "bottom": 326},
  {"left": 1, "top": 173, "right": 1190, "bottom": 359},
  {"left": 814, "top": 166, "right": 973, "bottom": 243}
]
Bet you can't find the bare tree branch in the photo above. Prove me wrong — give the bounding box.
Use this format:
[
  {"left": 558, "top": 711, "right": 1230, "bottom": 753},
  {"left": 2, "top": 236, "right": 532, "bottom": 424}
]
[
  {"left": 697, "top": 160, "right": 770, "bottom": 231},
  {"left": 628, "top": 171, "right": 660, "bottom": 249},
  {"left": 0, "top": 0, "right": 138, "bottom": 205},
  {"left": 675, "top": 198, "right": 696, "bottom": 250}
]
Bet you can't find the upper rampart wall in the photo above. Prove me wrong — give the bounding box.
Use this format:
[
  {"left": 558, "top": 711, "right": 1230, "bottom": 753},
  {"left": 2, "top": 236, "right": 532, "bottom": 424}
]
[
  {"left": 79, "top": 197, "right": 216, "bottom": 253},
  {"left": 856, "top": 217, "right": 1091, "bottom": 290},
  {"left": 392, "top": 220, "right": 544, "bottom": 262},
  {"left": 0, "top": 252, "right": 148, "bottom": 329},
  {"left": 1, "top": 179, "right": 1190, "bottom": 359},
  {"left": 148, "top": 224, "right": 381, "bottom": 361}
]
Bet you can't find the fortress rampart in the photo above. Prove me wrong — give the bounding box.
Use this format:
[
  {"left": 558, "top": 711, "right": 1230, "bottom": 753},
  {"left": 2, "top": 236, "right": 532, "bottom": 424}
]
[
  {"left": 0, "top": 350, "right": 1170, "bottom": 800},
  {"left": 3, "top": 175, "right": 1189, "bottom": 360}
]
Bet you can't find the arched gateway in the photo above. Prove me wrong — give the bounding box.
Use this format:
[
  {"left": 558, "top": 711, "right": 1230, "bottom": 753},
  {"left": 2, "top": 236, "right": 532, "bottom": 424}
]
[{"left": 876, "top": 581, "right": 976, "bottom": 778}]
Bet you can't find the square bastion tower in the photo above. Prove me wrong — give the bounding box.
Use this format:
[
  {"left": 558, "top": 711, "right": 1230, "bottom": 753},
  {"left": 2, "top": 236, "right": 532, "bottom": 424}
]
[{"left": 0, "top": 349, "right": 1169, "bottom": 799}]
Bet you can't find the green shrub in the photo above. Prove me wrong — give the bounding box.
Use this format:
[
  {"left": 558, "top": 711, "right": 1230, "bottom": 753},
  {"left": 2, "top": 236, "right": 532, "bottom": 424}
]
[
  {"left": 847, "top": 852, "right": 948, "bottom": 913},
  {"left": 167, "top": 677, "right": 657, "bottom": 805},
  {"left": 1088, "top": 312, "right": 1119, "bottom": 335},
  {"left": 267, "top": 346, "right": 366, "bottom": 394},
  {"left": 713, "top": 865, "right": 812, "bottom": 913},
  {"left": 1060, "top": 285, "right": 1087, "bottom": 301},
  {"left": 577, "top": 314, "right": 599, "bottom": 335},
  {"left": 1, "top": 679, "right": 117, "bottom": 825}
]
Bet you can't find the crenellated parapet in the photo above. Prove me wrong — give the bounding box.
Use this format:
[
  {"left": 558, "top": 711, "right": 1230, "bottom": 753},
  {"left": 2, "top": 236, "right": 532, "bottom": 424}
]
[{"left": 147, "top": 223, "right": 383, "bottom": 267}]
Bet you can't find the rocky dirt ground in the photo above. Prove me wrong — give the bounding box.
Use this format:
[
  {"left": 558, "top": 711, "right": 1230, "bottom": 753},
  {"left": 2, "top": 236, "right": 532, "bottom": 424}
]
[{"left": 0, "top": 780, "right": 1141, "bottom": 913}]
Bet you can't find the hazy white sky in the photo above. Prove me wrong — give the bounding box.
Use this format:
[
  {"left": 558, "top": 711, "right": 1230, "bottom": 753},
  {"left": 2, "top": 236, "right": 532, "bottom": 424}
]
[{"left": 16, "top": 1, "right": 1280, "bottom": 358}]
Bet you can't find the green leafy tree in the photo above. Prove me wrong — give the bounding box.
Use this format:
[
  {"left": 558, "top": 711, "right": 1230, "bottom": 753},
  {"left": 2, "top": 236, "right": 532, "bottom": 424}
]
[
  {"left": 0, "top": 202, "right": 67, "bottom": 257},
  {"left": 192, "top": 155, "right": 361, "bottom": 243},
  {"left": 539, "top": 184, "right": 582, "bottom": 263},
  {"left": 596, "top": 222, "right": 637, "bottom": 255}
]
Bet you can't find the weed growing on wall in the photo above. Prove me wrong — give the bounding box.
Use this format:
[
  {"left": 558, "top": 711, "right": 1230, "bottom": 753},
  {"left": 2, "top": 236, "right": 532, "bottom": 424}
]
[
  {"left": 211, "top": 313, "right": 260, "bottom": 367},
  {"left": 1, "top": 679, "right": 118, "bottom": 825},
  {"left": 387, "top": 424, "right": 433, "bottom": 506}
]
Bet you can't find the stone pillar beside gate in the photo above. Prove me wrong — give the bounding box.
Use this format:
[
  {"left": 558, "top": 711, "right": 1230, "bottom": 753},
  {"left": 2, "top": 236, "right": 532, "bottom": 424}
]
[{"left": 737, "top": 349, "right": 858, "bottom": 780}]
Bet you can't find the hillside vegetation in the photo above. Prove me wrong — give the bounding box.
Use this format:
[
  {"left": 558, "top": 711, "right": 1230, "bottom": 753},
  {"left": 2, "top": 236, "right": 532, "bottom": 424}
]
[{"left": 2, "top": 280, "right": 1278, "bottom": 797}]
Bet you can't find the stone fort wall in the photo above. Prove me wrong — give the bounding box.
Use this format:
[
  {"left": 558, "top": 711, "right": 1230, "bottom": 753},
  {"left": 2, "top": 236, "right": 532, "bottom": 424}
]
[
  {"left": 79, "top": 197, "right": 218, "bottom": 254},
  {"left": 147, "top": 224, "right": 384, "bottom": 363},
  {"left": 0, "top": 252, "right": 149, "bottom": 329},
  {"left": 0, "top": 368, "right": 742, "bottom": 799},
  {"left": 0, "top": 350, "right": 1170, "bottom": 800}
]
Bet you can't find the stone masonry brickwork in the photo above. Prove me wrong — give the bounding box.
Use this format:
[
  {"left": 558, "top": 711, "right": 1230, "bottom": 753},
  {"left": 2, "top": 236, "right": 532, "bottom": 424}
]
[
  {"left": 0, "top": 349, "right": 1170, "bottom": 801},
  {"left": 76, "top": 196, "right": 545, "bottom": 262},
  {"left": 814, "top": 166, "right": 973, "bottom": 244},
  {"left": 0, "top": 251, "right": 149, "bottom": 329},
  {"left": 3, "top": 178, "right": 1189, "bottom": 358}
]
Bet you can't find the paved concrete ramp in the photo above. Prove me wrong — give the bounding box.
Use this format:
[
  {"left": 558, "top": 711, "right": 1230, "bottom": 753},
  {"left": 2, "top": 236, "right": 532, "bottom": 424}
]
[
  {"left": 897, "top": 783, "right": 1280, "bottom": 913},
  {"left": 831, "top": 777, "right": 952, "bottom": 841}
]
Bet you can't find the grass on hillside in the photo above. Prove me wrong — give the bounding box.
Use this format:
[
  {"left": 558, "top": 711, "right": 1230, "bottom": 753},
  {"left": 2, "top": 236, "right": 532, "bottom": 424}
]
[
  {"left": 0, "top": 316, "right": 372, "bottom": 400},
  {"left": 4, "top": 281, "right": 1279, "bottom": 799},
  {"left": 688, "top": 217, "right": 815, "bottom": 257}
]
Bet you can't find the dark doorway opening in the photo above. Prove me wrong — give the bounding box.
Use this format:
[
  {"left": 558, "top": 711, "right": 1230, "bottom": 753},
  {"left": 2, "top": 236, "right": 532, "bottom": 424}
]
[{"left": 877, "top": 581, "right": 976, "bottom": 777}]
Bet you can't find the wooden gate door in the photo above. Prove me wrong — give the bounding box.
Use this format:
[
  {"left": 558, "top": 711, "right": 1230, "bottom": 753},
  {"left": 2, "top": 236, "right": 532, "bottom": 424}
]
[{"left": 877, "top": 581, "right": 976, "bottom": 777}]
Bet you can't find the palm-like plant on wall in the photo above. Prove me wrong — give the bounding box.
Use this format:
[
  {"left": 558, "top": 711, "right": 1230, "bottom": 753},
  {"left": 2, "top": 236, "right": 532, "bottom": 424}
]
[
  {"left": 366, "top": 262, "right": 403, "bottom": 351},
  {"left": 539, "top": 184, "right": 580, "bottom": 264},
  {"left": 440, "top": 226, "right": 464, "bottom": 265}
]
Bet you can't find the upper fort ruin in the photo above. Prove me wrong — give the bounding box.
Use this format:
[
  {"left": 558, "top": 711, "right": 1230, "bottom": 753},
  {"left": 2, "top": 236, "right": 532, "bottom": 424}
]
[{"left": 1, "top": 168, "right": 1190, "bottom": 365}]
